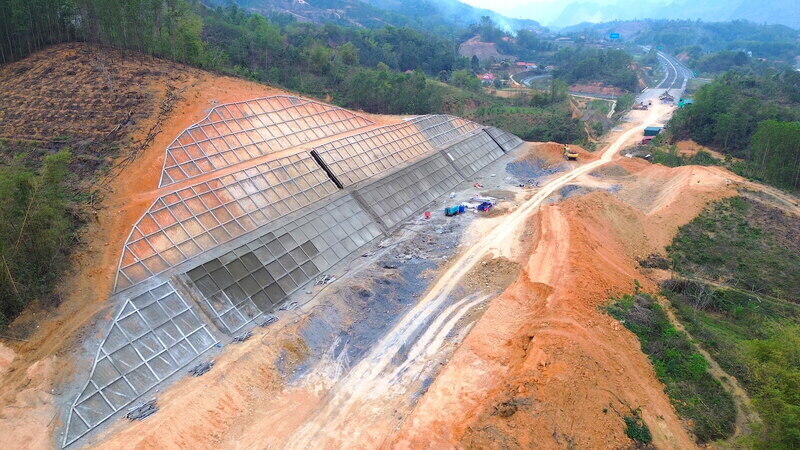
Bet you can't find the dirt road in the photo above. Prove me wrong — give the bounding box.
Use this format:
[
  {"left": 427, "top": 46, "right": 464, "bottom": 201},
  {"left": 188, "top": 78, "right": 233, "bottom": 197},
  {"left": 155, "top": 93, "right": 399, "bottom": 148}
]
[{"left": 280, "top": 99, "right": 676, "bottom": 447}]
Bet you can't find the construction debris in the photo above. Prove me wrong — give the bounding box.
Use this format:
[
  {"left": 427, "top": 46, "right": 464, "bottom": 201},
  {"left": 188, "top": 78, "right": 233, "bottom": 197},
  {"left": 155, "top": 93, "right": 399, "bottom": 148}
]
[
  {"left": 279, "top": 301, "right": 299, "bottom": 311},
  {"left": 126, "top": 399, "right": 158, "bottom": 421},
  {"left": 259, "top": 315, "right": 278, "bottom": 327},
  {"left": 315, "top": 274, "right": 336, "bottom": 285},
  {"left": 189, "top": 361, "right": 214, "bottom": 376},
  {"left": 232, "top": 331, "right": 253, "bottom": 343}
]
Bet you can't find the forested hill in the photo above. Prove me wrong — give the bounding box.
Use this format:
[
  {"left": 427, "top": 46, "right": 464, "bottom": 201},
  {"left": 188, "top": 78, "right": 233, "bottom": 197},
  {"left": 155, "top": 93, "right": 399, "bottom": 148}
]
[
  {"left": 561, "top": 20, "right": 800, "bottom": 61},
  {"left": 668, "top": 70, "right": 800, "bottom": 191},
  {"left": 202, "top": 0, "right": 541, "bottom": 36}
]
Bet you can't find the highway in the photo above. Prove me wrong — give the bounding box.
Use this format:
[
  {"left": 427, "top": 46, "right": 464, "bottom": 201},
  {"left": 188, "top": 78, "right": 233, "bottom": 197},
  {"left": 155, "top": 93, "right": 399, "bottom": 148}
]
[
  {"left": 514, "top": 47, "right": 693, "bottom": 99},
  {"left": 655, "top": 50, "right": 693, "bottom": 92}
]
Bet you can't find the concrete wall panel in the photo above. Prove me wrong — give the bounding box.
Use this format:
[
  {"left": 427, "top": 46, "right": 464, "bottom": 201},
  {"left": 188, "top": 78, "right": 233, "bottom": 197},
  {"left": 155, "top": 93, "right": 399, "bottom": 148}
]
[
  {"left": 486, "top": 126, "right": 524, "bottom": 152},
  {"left": 441, "top": 131, "right": 505, "bottom": 178},
  {"left": 183, "top": 194, "right": 382, "bottom": 334},
  {"left": 356, "top": 153, "right": 463, "bottom": 230},
  {"left": 117, "top": 153, "right": 338, "bottom": 293},
  {"left": 64, "top": 282, "right": 217, "bottom": 447},
  {"left": 160, "top": 96, "right": 373, "bottom": 186}
]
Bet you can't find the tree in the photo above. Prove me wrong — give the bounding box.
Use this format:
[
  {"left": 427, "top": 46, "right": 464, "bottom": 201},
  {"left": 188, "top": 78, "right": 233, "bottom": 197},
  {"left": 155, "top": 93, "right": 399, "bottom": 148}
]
[
  {"left": 335, "top": 42, "right": 359, "bottom": 66},
  {"left": 750, "top": 120, "right": 800, "bottom": 190},
  {"left": 0, "top": 150, "right": 73, "bottom": 330},
  {"left": 471, "top": 55, "right": 480, "bottom": 72},
  {"left": 451, "top": 69, "right": 481, "bottom": 92},
  {"left": 550, "top": 79, "right": 568, "bottom": 103}
]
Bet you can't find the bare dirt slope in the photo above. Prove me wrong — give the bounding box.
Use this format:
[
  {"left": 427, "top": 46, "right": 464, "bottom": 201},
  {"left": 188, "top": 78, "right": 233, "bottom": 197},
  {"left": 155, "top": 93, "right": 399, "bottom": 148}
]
[{"left": 396, "top": 162, "right": 740, "bottom": 449}]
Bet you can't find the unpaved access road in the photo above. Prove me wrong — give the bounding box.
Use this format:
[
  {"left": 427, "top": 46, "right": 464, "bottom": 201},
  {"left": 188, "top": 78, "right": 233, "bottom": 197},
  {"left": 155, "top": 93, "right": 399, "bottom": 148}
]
[{"left": 284, "top": 97, "right": 676, "bottom": 448}]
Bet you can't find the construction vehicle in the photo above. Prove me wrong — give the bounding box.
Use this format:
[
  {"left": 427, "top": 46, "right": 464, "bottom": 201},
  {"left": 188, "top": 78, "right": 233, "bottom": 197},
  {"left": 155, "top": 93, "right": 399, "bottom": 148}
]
[
  {"left": 644, "top": 126, "right": 662, "bottom": 137},
  {"left": 477, "top": 202, "right": 493, "bottom": 212},
  {"left": 444, "top": 205, "right": 466, "bottom": 217},
  {"left": 563, "top": 144, "right": 579, "bottom": 161}
]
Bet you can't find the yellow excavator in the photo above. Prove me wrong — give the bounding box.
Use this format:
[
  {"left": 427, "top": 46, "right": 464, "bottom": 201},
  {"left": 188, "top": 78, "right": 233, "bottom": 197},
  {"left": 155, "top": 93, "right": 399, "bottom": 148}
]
[{"left": 563, "top": 144, "right": 579, "bottom": 161}]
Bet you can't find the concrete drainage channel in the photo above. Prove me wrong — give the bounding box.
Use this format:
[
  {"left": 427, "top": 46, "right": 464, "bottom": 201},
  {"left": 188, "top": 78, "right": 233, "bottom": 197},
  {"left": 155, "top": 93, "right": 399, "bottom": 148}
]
[{"left": 60, "top": 96, "right": 523, "bottom": 447}]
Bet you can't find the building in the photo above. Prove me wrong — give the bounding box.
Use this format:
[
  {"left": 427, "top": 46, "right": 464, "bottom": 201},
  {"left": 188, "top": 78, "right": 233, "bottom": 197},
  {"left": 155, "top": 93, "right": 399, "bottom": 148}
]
[
  {"left": 515, "top": 62, "right": 537, "bottom": 70},
  {"left": 477, "top": 72, "right": 497, "bottom": 85}
]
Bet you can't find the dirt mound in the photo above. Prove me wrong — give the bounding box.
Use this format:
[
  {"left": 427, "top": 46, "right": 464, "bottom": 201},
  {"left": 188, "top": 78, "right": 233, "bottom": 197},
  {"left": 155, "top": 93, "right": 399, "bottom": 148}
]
[
  {"left": 675, "top": 140, "right": 728, "bottom": 160},
  {"left": 458, "top": 36, "right": 505, "bottom": 61},
  {"left": 569, "top": 82, "right": 625, "bottom": 97},
  {"left": 534, "top": 141, "right": 597, "bottom": 161},
  {"left": 394, "top": 160, "right": 747, "bottom": 448},
  {"left": 590, "top": 163, "right": 630, "bottom": 178}
]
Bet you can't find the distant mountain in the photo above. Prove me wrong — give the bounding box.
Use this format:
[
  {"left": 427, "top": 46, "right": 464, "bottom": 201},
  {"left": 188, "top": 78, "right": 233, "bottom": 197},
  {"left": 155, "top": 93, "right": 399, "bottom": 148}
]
[
  {"left": 503, "top": 0, "right": 800, "bottom": 30},
  {"left": 363, "top": 0, "right": 541, "bottom": 31},
  {"left": 205, "top": 0, "right": 541, "bottom": 34}
]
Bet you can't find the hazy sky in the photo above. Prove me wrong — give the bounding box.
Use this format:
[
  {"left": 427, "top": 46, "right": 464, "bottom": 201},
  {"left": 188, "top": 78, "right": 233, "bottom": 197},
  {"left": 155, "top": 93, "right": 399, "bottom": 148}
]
[{"left": 458, "top": 0, "right": 597, "bottom": 23}]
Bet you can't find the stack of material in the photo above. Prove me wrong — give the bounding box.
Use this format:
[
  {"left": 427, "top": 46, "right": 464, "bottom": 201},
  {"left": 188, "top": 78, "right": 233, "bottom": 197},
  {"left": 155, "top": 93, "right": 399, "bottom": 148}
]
[
  {"left": 189, "top": 361, "right": 215, "bottom": 376},
  {"left": 126, "top": 400, "right": 158, "bottom": 421}
]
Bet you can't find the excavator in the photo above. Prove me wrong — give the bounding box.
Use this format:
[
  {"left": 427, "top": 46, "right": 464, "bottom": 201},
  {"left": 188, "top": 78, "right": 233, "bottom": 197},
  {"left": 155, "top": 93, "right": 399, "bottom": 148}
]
[{"left": 563, "top": 144, "right": 579, "bottom": 161}]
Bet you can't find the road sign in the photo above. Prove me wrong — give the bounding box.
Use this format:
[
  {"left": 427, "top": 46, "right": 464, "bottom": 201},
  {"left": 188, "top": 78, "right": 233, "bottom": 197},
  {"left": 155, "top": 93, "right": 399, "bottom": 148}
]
[{"left": 609, "top": 33, "right": 620, "bottom": 39}]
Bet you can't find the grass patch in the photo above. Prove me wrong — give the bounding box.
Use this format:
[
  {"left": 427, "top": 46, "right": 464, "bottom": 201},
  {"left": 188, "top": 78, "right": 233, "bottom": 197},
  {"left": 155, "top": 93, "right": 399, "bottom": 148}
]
[
  {"left": 667, "top": 196, "right": 800, "bottom": 301},
  {"left": 605, "top": 293, "right": 737, "bottom": 443},
  {"left": 663, "top": 195, "right": 800, "bottom": 448}
]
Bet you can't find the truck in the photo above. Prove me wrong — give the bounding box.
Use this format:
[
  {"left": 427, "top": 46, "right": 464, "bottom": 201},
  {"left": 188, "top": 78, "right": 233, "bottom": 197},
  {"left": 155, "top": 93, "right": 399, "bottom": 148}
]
[{"left": 643, "top": 126, "right": 662, "bottom": 137}]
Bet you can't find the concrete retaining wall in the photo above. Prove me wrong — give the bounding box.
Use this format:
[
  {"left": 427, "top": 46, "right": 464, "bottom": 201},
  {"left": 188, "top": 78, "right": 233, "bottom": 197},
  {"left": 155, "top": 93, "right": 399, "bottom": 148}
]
[
  {"left": 355, "top": 152, "right": 463, "bottom": 230},
  {"left": 183, "top": 194, "right": 383, "bottom": 334},
  {"left": 441, "top": 131, "right": 505, "bottom": 178},
  {"left": 485, "top": 127, "right": 524, "bottom": 152}
]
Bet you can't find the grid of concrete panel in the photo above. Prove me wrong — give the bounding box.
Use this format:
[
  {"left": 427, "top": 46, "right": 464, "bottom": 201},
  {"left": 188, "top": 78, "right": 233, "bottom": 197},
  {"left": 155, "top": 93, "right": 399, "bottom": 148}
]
[
  {"left": 116, "top": 153, "right": 338, "bottom": 292},
  {"left": 311, "top": 120, "right": 436, "bottom": 186},
  {"left": 442, "top": 131, "right": 505, "bottom": 178},
  {"left": 183, "top": 195, "right": 382, "bottom": 334},
  {"left": 356, "top": 153, "right": 463, "bottom": 229},
  {"left": 411, "top": 115, "right": 482, "bottom": 147},
  {"left": 486, "top": 126, "right": 524, "bottom": 152},
  {"left": 159, "top": 96, "right": 374, "bottom": 187},
  {"left": 312, "top": 115, "right": 484, "bottom": 187},
  {"left": 64, "top": 282, "right": 217, "bottom": 447}
]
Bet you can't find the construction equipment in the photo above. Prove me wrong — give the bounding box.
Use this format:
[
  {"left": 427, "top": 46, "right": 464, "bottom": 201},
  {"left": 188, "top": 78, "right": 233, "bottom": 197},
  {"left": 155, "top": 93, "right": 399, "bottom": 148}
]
[{"left": 563, "top": 144, "right": 579, "bottom": 161}]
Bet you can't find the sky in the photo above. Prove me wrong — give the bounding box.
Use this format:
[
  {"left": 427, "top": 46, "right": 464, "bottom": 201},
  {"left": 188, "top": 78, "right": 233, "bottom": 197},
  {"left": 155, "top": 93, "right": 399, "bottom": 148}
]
[
  {"left": 457, "top": 0, "right": 798, "bottom": 29},
  {"left": 457, "top": 0, "right": 605, "bottom": 24}
]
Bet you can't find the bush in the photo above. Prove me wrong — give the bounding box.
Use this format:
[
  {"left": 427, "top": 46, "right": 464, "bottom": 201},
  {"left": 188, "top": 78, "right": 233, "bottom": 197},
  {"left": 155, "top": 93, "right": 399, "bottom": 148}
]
[
  {"left": 624, "top": 411, "right": 653, "bottom": 445},
  {"left": 606, "top": 293, "right": 737, "bottom": 442}
]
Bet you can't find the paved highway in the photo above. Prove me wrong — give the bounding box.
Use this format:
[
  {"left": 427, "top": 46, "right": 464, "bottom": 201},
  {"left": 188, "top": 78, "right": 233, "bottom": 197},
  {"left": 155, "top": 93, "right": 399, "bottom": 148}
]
[{"left": 655, "top": 50, "right": 693, "bottom": 92}]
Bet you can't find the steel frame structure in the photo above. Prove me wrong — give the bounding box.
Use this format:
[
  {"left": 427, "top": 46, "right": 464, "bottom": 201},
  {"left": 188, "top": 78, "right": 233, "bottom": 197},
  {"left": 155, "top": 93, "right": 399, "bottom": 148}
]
[
  {"left": 63, "top": 282, "right": 217, "bottom": 447},
  {"left": 116, "top": 153, "right": 338, "bottom": 292},
  {"left": 159, "top": 96, "right": 373, "bottom": 187},
  {"left": 312, "top": 115, "right": 482, "bottom": 187}
]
